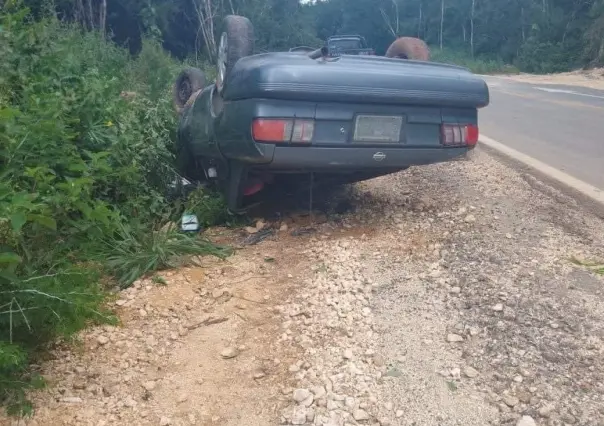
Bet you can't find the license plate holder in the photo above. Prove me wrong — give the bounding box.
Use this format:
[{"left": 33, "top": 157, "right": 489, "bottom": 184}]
[{"left": 353, "top": 115, "right": 403, "bottom": 143}]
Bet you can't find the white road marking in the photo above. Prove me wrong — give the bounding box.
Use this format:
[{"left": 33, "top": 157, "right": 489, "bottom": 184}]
[
  {"left": 479, "top": 135, "right": 604, "bottom": 207},
  {"left": 534, "top": 87, "right": 575, "bottom": 94},
  {"left": 534, "top": 86, "right": 604, "bottom": 100}
]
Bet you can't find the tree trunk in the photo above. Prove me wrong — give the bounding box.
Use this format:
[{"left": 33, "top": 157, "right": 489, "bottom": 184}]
[
  {"left": 440, "top": 0, "right": 445, "bottom": 49},
  {"left": 74, "top": 0, "right": 85, "bottom": 28},
  {"left": 86, "top": 0, "right": 94, "bottom": 30},
  {"left": 521, "top": 6, "right": 525, "bottom": 42},
  {"left": 380, "top": 0, "right": 399, "bottom": 38},
  {"left": 418, "top": 1, "right": 422, "bottom": 38},
  {"left": 100, "top": 0, "right": 107, "bottom": 38},
  {"left": 192, "top": 0, "right": 218, "bottom": 61},
  {"left": 470, "top": 0, "right": 475, "bottom": 57}
]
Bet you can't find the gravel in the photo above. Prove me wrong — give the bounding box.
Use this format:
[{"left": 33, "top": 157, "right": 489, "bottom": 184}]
[
  {"left": 276, "top": 149, "right": 604, "bottom": 425},
  {"left": 4, "top": 148, "right": 604, "bottom": 426}
]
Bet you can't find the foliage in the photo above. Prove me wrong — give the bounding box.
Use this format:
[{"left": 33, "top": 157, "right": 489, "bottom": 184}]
[
  {"left": 94, "top": 222, "right": 232, "bottom": 288},
  {"left": 17, "top": 0, "right": 604, "bottom": 72},
  {"left": 571, "top": 256, "right": 604, "bottom": 275},
  {"left": 431, "top": 48, "right": 520, "bottom": 74},
  {"left": 310, "top": 0, "right": 604, "bottom": 72},
  {"left": 182, "top": 186, "right": 231, "bottom": 229},
  {"left": 0, "top": 5, "right": 227, "bottom": 414},
  {"left": 515, "top": 38, "right": 579, "bottom": 73}
]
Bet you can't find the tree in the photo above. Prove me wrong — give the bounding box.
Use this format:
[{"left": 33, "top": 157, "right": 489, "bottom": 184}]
[{"left": 13, "top": 0, "right": 604, "bottom": 69}]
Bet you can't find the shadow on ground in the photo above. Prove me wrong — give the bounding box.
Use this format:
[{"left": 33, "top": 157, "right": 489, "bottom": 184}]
[{"left": 243, "top": 176, "right": 359, "bottom": 223}]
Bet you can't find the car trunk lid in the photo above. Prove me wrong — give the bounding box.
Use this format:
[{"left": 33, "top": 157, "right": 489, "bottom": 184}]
[{"left": 224, "top": 52, "right": 490, "bottom": 108}]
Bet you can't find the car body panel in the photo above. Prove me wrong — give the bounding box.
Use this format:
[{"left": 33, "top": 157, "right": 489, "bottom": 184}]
[
  {"left": 222, "top": 52, "right": 489, "bottom": 108},
  {"left": 263, "top": 145, "right": 469, "bottom": 171},
  {"left": 178, "top": 91, "right": 478, "bottom": 170},
  {"left": 176, "top": 50, "right": 489, "bottom": 189}
]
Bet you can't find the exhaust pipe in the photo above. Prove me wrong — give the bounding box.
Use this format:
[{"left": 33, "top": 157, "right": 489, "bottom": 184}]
[{"left": 308, "top": 46, "right": 328, "bottom": 59}]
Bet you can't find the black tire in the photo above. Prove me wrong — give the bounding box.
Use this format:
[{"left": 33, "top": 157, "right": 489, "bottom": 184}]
[
  {"left": 215, "top": 15, "right": 254, "bottom": 95},
  {"left": 385, "top": 37, "right": 430, "bottom": 61},
  {"left": 173, "top": 67, "right": 206, "bottom": 114}
]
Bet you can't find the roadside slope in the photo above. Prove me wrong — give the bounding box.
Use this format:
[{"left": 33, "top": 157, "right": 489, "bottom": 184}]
[{"left": 4, "top": 147, "right": 604, "bottom": 426}]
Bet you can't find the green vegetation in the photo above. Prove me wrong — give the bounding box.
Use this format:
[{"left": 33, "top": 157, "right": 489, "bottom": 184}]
[
  {"left": 24, "top": 0, "right": 603, "bottom": 74},
  {"left": 430, "top": 49, "right": 520, "bottom": 75},
  {"left": 0, "top": 5, "right": 229, "bottom": 415},
  {"left": 182, "top": 186, "right": 231, "bottom": 229},
  {"left": 571, "top": 257, "right": 604, "bottom": 276},
  {"left": 311, "top": 0, "right": 604, "bottom": 73}
]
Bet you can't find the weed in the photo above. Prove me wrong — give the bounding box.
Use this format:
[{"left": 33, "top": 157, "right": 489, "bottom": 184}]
[
  {"left": 151, "top": 275, "right": 167, "bottom": 285},
  {"left": 570, "top": 256, "right": 604, "bottom": 275},
  {"left": 183, "top": 186, "right": 230, "bottom": 229},
  {"left": 95, "top": 222, "right": 232, "bottom": 288}
]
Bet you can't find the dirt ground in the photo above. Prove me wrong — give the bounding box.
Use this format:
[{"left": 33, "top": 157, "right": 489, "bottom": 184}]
[
  {"left": 500, "top": 67, "right": 604, "bottom": 90},
  {"left": 3, "top": 147, "right": 604, "bottom": 426}
]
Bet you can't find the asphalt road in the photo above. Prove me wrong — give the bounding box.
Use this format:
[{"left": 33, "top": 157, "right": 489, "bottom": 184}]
[{"left": 478, "top": 76, "right": 604, "bottom": 191}]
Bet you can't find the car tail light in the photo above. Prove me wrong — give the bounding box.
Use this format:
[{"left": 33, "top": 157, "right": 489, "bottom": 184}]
[
  {"left": 441, "top": 123, "right": 479, "bottom": 148},
  {"left": 252, "top": 119, "right": 292, "bottom": 142},
  {"left": 252, "top": 119, "right": 314, "bottom": 144},
  {"left": 291, "top": 120, "right": 314, "bottom": 142}
]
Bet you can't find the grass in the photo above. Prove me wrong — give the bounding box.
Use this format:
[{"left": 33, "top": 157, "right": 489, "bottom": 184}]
[
  {"left": 570, "top": 256, "right": 604, "bottom": 275},
  {"left": 96, "top": 222, "right": 232, "bottom": 288},
  {"left": 430, "top": 48, "right": 520, "bottom": 75}
]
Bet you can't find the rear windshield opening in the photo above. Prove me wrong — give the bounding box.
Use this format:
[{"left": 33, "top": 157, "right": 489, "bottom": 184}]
[{"left": 329, "top": 39, "right": 363, "bottom": 50}]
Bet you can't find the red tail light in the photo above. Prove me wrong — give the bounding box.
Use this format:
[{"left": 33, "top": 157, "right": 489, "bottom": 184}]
[
  {"left": 441, "top": 124, "right": 479, "bottom": 148},
  {"left": 252, "top": 119, "right": 314, "bottom": 144},
  {"left": 252, "top": 119, "right": 292, "bottom": 142}
]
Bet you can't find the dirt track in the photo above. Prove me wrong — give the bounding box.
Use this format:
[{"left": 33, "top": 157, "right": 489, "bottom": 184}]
[{"left": 4, "top": 147, "right": 604, "bottom": 426}]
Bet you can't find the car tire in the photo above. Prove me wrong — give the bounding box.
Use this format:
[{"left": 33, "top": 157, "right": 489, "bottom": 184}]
[
  {"left": 215, "top": 15, "right": 254, "bottom": 95},
  {"left": 385, "top": 37, "right": 430, "bottom": 61},
  {"left": 173, "top": 67, "right": 206, "bottom": 114}
]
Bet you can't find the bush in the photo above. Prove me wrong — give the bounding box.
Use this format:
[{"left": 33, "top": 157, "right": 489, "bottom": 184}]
[
  {"left": 515, "top": 38, "right": 578, "bottom": 74},
  {"left": 0, "top": 6, "right": 228, "bottom": 414},
  {"left": 182, "top": 186, "right": 231, "bottom": 229},
  {"left": 430, "top": 48, "right": 520, "bottom": 75}
]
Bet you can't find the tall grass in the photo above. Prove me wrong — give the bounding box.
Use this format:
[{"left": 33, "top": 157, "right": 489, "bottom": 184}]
[{"left": 0, "top": 6, "right": 228, "bottom": 415}]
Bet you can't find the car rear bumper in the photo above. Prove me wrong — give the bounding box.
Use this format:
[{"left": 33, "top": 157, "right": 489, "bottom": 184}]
[{"left": 247, "top": 144, "right": 470, "bottom": 171}]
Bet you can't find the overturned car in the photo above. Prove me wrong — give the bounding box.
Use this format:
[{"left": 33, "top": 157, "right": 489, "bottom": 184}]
[{"left": 172, "top": 15, "right": 490, "bottom": 213}]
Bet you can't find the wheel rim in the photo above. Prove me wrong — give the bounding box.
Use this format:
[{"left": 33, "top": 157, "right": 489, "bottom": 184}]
[{"left": 216, "top": 32, "right": 228, "bottom": 92}]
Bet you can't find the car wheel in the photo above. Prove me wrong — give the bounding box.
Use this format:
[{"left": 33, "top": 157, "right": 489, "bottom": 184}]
[
  {"left": 385, "top": 37, "right": 430, "bottom": 61},
  {"left": 173, "top": 67, "right": 206, "bottom": 115},
  {"left": 215, "top": 15, "right": 254, "bottom": 95}
]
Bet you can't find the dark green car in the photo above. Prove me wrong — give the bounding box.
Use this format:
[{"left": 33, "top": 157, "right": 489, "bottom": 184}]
[{"left": 173, "top": 15, "right": 490, "bottom": 213}]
